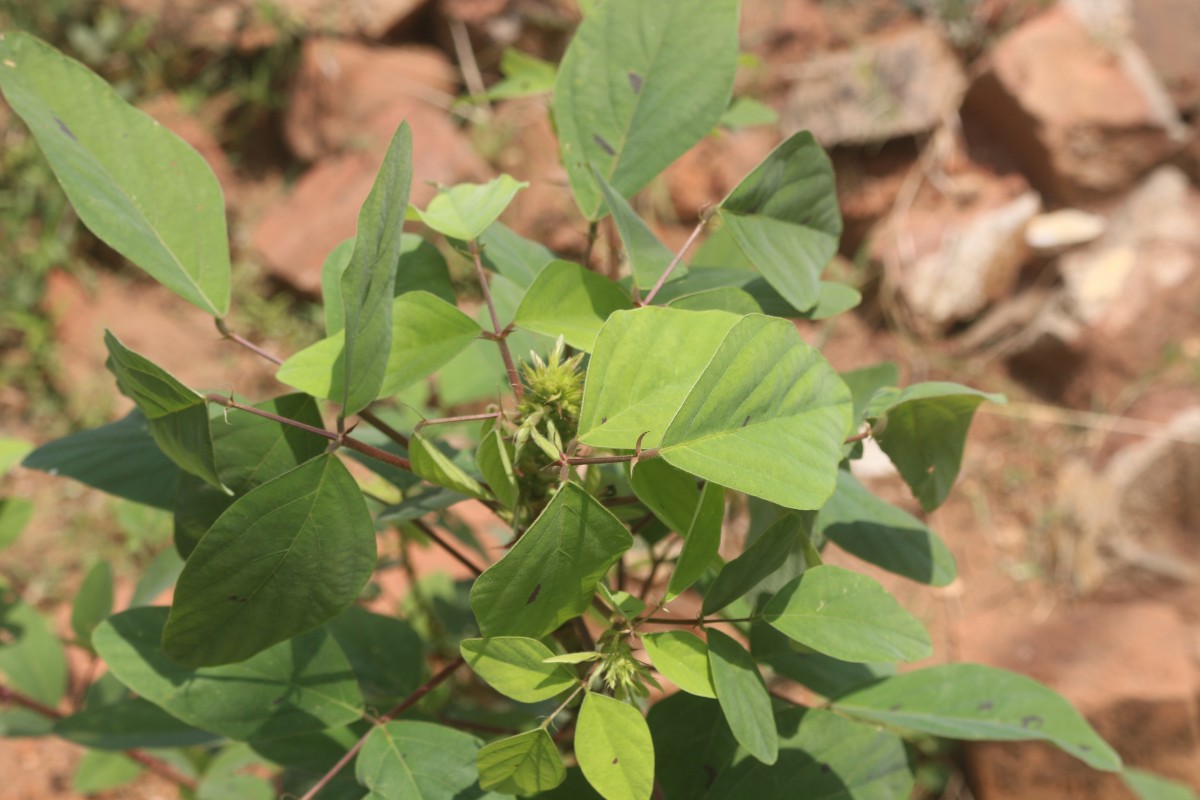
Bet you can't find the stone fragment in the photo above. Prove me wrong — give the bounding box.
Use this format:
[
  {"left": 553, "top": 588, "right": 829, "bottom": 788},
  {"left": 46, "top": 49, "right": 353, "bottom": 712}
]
[
  {"left": 963, "top": 3, "right": 1186, "bottom": 201},
  {"left": 781, "top": 26, "right": 966, "bottom": 146},
  {"left": 1131, "top": 0, "right": 1200, "bottom": 116},
  {"left": 1025, "top": 209, "right": 1106, "bottom": 252}
]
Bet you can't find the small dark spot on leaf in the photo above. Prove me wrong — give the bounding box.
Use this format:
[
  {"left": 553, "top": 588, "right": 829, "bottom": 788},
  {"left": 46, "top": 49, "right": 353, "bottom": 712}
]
[
  {"left": 592, "top": 133, "right": 616, "bottom": 156},
  {"left": 1020, "top": 715, "right": 1043, "bottom": 730},
  {"left": 628, "top": 71, "right": 643, "bottom": 93},
  {"left": 612, "top": 757, "right": 619, "bottom": 765},
  {"left": 228, "top": 595, "right": 248, "bottom": 603},
  {"left": 527, "top": 584, "right": 541, "bottom": 604},
  {"left": 978, "top": 700, "right": 993, "bottom": 711},
  {"left": 741, "top": 415, "right": 750, "bottom": 428},
  {"left": 704, "top": 765, "right": 717, "bottom": 786},
  {"left": 54, "top": 116, "right": 77, "bottom": 141},
  {"left": 889, "top": 703, "right": 902, "bottom": 711},
  {"left": 819, "top": 763, "right": 831, "bottom": 774},
  {"left": 1079, "top": 744, "right": 1091, "bottom": 751},
  {"left": 271, "top": 696, "right": 285, "bottom": 705},
  {"left": 601, "top": 416, "right": 607, "bottom": 424}
]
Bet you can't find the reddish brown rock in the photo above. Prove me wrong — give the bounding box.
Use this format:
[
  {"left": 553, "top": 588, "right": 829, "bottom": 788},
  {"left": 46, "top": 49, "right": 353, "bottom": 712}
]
[
  {"left": 1131, "top": 0, "right": 1200, "bottom": 116},
  {"left": 959, "top": 601, "right": 1200, "bottom": 798},
  {"left": 276, "top": 0, "right": 430, "bottom": 38},
  {"left": 963, "top": 3, "right": 1186, "bottom": 202}
]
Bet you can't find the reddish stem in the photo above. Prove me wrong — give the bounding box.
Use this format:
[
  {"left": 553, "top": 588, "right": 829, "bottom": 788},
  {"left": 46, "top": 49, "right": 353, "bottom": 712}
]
[
  {"left": 640, "top": 218, "right": 707, "bottom": 306},
  {"left": 470, "top": 240, "right": 523, "bottom": 400},
  {"left": 409, "top": 518, "right": 485, "bottom": 577}
]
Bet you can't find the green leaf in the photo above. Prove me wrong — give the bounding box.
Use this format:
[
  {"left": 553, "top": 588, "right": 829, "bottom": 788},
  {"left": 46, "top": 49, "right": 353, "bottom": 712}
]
[
  {"left": 543, "top": 651, "right": 602, "bottom": 664},
  {"left": 0, "top": 499, "right": 32, "bottom": 551},
  {"left": 327, "top": 606, "right": 425, "bottom": 705},
  {"left": 1123, "top": 768, "right": 1198, "bottom": 800},
  {"left": 806, "top": 281, "right": 862, "bottom": 320},
  {"left": 578, "top": 307, "right": 741, "bottom": 449},
  {"left": 593, "top": 167, "right": 678, "bottom": 291},
  {"left": 321, "top": 238, "right": 355, "bottom": 334},
  {"left": 707, "top": 629, "right": 777, "bottom": 765},
  {"left": 647, "top": 694, "right": 737, "bottom": 799},
  {"left": 514, "top": 260, "right": 633, "bottom": 352},
  {"left": 174, "top": 393, "right": 328, "bottom": 558},
  {"left": 129, "top": 545, "right": 184, "bottom": 607},
  {"left": 476, "top": 426, "right": 518, "bottom": 509},
  {"left": 666, "top": 481, "right": 724, "bottom": 601},
  {"left": 868, "top": 382, "right": 1006, "bottom": 511},
  {"left": 716, "top": 132, "right": 842, "bottom": 312},
  {"left": 470, "top": 484, "right": 631, "bottom": 639},
  {"left": 197, "top": 744, "right": 275, "bottom": 800},
  {"left": 819, "top": 470, "right": 956, "bottom": 586},
  {"left": 70, "top": 560, "right": 113, "bottom": 650},
  {"left": 103, "top": 330, "right": 226, "bottom": 492},
  {"left": 393, "top": 235, "right": 457, "bottom": 303},
  {"left": 576, "top": 692, "right": 655, "bottom": 800},
  {"left": 476, "top": 223, "right": 556, "bottom": 289},
  {"left": 73, "top": 750, "right": 143, "bottom": 793},
  {"left": 657, "top": 312, "right": 851, "bottom": 511},
  {"left": 702, "top": 513, "right": 808, "bottom": 616},
  {"left": 763, "top": 565, "right": 931, "bottom": 663},
  {"left": 477, "top": 729, "right": 567, "bottom": 795},
  {"left": 410, "top": 433, "right": 492, "bottom": 501},
  {"left": 628, "top": 458, "right": 700, "bottom": 536},
  {"left": 719, "top": 96, "right": 779, "bottom": 130},
  {"left": 54, "top": 697, "right": 218, "bottom": 750},
  {"left": 476, "top": 48, "right": 558, "bottom": 101},
  {"left": 641, "top": 632, "right": 715, "bottom": 698},
  {"left": 163, "top": 455, "right": 377, "bottom": 667},
  {"left": 0, "top": 599, "right": 68, "bottom": 706},
  {"left": 598, "top": 586, "right": 646, "bottom": 620},
  {"left": 339, "top": 122, "right": 413, "bottom": 415},
  {"left": 0, "top": 33, "right": 230, "bottom": 315},
  {"left": 94, "top": 606, "right": 363, "bottom": 741},
  {"left": 666, "top": 287, "right": 761, "bottom": 314},
  {"left": 750, "top": 623, "right": 896, "bottom": 699},
  {"left": 22, "top": 409, "right": 180, "bottom": 509},
  {"left": 278, "top": 292, "right": 481, "bottom": 402},
  {"left": 0, "top": 438, "right": 32, "bottom": 475},
  {"left": 831, "top": 664, "right": 1122, "bottom": 771},
  {"left": 416, "top": 175, "right": 528, "bottom": 241},
  {"left": 840, "top": 363, "right": 898, "bottom": 430},
  {"left": 356, "top": 720, "right": 494, "bottom": 799},
  {"left": 460, "top": 637, "right": 578, "bottom": 704},
  {"left": 705, "top": 707, "right": 914, "bottom": 800},
  {"left": 553, "top": 0, "right": 739, "bottom": 219}
]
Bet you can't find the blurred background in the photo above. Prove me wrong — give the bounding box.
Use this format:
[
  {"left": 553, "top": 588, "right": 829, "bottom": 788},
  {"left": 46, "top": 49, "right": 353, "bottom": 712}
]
[{"left": 1, "top": 0, "right": 1198, "bottom": 797}]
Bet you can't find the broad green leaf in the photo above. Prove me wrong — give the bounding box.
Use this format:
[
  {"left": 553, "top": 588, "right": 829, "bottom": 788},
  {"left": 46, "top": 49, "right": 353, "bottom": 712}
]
[
  {"left": 840, "top": 363, "right": 898, "bottom": 430},
  {"left": 667, "top": 480, "right": 725, "bottom": 600},
  {"left": 476, "top": 223, "right": 556, "bottom": 289},
  {"left": 321, "top": 238, "right": 355, "bottom": 334},
  {"left": 598, "top": 586, "right": 646, "bottom": 620},
  {"left": 819, "top": 470, "right": 956, "bottom": 586},
  {"left": 657, "top": 314, "right": 851, "bottom": 510},
  {"left": 251, "top": 723, "right": 365, "bottom": 776},
  {"left": 647, "top": 694, "right": 737, "bottom": 799},
  {"left": 578, "top": 307, "right": 742, "bottom": 449},
  {"left": 174, "top": 393, "right": 327, "bottom": 558},
  {"left": 278, "top": 292, "right": 481, "bottom": 402},
  {"left": 706, "top": 707, "right": 914, "bottom": 800},
  {"left": 719, "top": 96, "right": 779, "bottom": 130},
  {"left": 666, "top": 287, "right": 761, "bottom": 314},
  {"left": 416, "top": 175, "right": 528, "bottom": 241},
  {"left": 831, "top": 664, "right": 1122, "bottom": 771},
  {"left": 460, "top": 637, "right": 577, "bottom": 703},
  {"left": 94, "top": 606, "right": 363, "bottom": 741},
  {"left": 0, "top": 438, "right": 32, "bottom": 475},
  {"left": 553, "top": 0, "right": 739, "bottom": 219},
  {"left": 410, "top": 433, "right": 492, "bottom": 501},
  {"left": 340, "top": 122, "right": 413, "bottom": 415},
  {"left": 163, "top": 455, "right": 377, "bottom": 667},
  {"left": 476, "top": 48, "right": 558, "bottom": 101},
  {"left": 197, "top": 744, "right": 275, "bottom": 800},
  {"left": 641, "top": 631, "right": 715, "bottom": 698},
  {"left": 477, "top": 729, "right": 566, "bottom": 795},
  {"left": 576, "top": 692, "right": 654, "bottom": 800},
  {"left": 707, "top": 629, "right": 777, "bottom": 765},
  {"left": 750, "top": 623, "right": 896, "bottom": 699},
  {"left": 593, "top": 167, "right": 678, "bottom": 291},
  {"left": 0, "top": 32, "right": 230, "bottom": 315},
  {"left": 806, "top": 281, "right": 862, "bottom": 320},
  {"left": 1123, "top": 768, "right": 1198, "bottom": 800},
  {"left": 0, "top": 498, "right": 32, "bottom": 551},
  {"left": 327, "top": 606, "right": 425, "bottom": 705},
  {"left": 716, "top": 132, "right": 842, "bottom": 312},
  {"left": 378, "top": 486, "right": 470, "bottom": 524},
  {"left": 702, "top": 513, "right": 808, "bottom": 616},
  {"left": 73, "top": 750, "right": 143, "bottom": 794},
  {"left": 22, "top": 409, "right": 180, "bottom": 509},
  {"left": 0, "top": 599, "right": 68, "bottom": 706},
  {"left": 763, "top": 565, "right": 931, "bottom": 663},
  {"left": 514, "top": 260, "right": 633, "bottom": 352},
  {"left": 543, "top": 651, "right": 602, "bottom": 664},
  {"left": 104, "top": 330, "right": 225, "bottom": 491},
  {"left": 54, "top": 697, "right": 218, "bottom": 750},
  {"left": 129, "top": 545, "right": 185, "bottom": 607},
  {"left": 629, "top": 458, "right": 700, "bottom": 535},
  {"left": 868, "top": 382, "right": 1005, "bottom": 511},
  {"left": 476, "top": 427, "right": 518, "bottom": 509},
  {"left": 356, "top": 720, "right": 494, "bottom": 799},
  {"left": 70, "top": 561, "right": 113, "bottom": 650},
  {"left": 470, "top": 483, "right": 632, "bottom": 639}
]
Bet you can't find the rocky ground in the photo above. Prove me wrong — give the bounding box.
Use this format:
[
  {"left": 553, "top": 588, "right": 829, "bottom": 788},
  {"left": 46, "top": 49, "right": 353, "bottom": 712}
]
[{"left": 4, "top": 0, "right": 1200, "bottom": 797}]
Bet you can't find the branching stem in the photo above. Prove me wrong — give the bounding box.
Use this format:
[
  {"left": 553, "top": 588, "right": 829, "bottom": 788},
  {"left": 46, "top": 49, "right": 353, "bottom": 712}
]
[
  {"left": 215, "top": 317, "right": 284, "bottom": 365},
  {"left": 470, "top": 240, "right": 523, "bottom": 400},
  {"left": 640, "top": 217, "right": 707, "bottom": 306},
  {"left": 638, "top": 615, "right": 761, "bottom": 627},
  {"left": 415, "top": 411, "right": 502, "bottom": 432}
]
